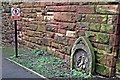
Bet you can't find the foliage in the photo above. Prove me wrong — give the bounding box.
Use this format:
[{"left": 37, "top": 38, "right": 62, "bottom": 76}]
[
  {"left": 71, "top": 69, "right": 93, "bottom": 79},
  {"left": 32, "top": 48, "right": 44, "bottom": 56},
  {"left": 1, "top": 46, "right": 26, "bottom": 56},
  {"left": 10, "top": 48, "right": 93, "bottom": 78}
]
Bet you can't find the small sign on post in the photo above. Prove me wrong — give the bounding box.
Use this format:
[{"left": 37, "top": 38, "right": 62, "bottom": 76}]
[
  {"left": 11, "top": 8, "right": 20, "bottom": 20},
  {"left": 11, "top": 7, "right": 21, "bottom": 58}
]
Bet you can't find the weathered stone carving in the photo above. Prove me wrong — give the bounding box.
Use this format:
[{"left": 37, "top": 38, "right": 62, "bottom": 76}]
[{"left": 71, "top": 36, "right": 95, "bottom": 75}]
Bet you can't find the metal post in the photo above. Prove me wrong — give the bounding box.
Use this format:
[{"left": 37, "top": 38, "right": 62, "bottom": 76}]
[{"left": 14, "top": 20, "right": 18, "bottom": 58}]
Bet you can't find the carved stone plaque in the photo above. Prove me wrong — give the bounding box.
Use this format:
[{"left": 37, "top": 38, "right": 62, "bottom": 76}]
[{"left": 71, "top": 36, "right": 95, "bottom": 75}]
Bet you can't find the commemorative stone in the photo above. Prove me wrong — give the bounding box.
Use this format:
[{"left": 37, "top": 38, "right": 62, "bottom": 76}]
[{"left": 71, "top": 36, "right": 95, "bottom": 75}]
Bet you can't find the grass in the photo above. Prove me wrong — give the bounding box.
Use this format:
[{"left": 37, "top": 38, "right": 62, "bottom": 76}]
[
  {"left": 9, "top": 48, "right": 93, "bottom": 78},
  {"left": 1, "top": 45, "right": 26, "bottom": 57},
  {"left": 1, "top": 45, "right": 93, "bottom": 78}
]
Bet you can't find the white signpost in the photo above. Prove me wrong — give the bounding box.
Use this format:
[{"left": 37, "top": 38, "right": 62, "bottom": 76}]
[{"left": 11, "top": 7, "right": 21, "bottom": 58}]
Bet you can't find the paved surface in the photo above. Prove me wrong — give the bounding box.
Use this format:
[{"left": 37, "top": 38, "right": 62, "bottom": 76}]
[
  {"left": 2, "top": 51, "right": 40, "bottom": 78},
  {"left": 2, "top": 58, "right": 40, "bottom": 78}
]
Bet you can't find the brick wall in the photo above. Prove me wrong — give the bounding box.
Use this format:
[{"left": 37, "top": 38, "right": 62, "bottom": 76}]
[
  {"left": 1, "top": 2, "right": 15, "bottom": 46},
  {"left": 10, "top": 2, "right": 120, "bottom": 77}
]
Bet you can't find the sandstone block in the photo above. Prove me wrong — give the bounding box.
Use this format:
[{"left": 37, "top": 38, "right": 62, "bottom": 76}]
[
  {"left": 86, "top": 31, "right": 97, "bottom": 42},
  {"left": 29, "top": 24, "right": 38, "bottom": 31},
  {"left": 66, "top": 31, "right": 76, "bottom": 38},
  {"left": 58, "top": 29, "right": 66, "bottom": 34},
  {"left": 85, "top": 14, "right": 96, "bottom": 22},
  {"left": 76, "top": 22, "right": 90, "bottom": 30},
  {"left": 54, "top": 33, "right": 68, "bottom": 45},
  {"left": 58, "top": 22, "right": 76, "bottom": 30},
  {"left": 37, "top": 38, "right": 42, "bottom": 45},
  {"left": 89, "top": 23, "right": 101, "bottom": 31},
  {"left": 96, "top": 33, "right": 110, "bottom": 44},
  {"left": 64, "top": 54, "right": 70, "bottom": 64},
  {"left": 114, "top": 25, "right": 120, "bottom": 34},
  {"left": 26, "top": 30, "right": 34, "bottom": 36},
  {"left": 46, "top": 24, "right": 58, "bottom": 32},
  {"left": 41, "top": 38, "right": 51, "bottom": 46},
  {"left": 96, "top": 5, "right": 119, "bottom": 14},
  {"left": 68, "top": 38, "right": 75, "bottom": 46},
  {"left": 37, "top": 23, "right": 46, "bottom": 32},
  {"left": 106, "top": 55, "right": 116, "bottom": 67},
  {"left": 54, "top": 12, "right": 77, "bottom": 22},
  {"left": 59, "top": 53, "right": 65, "bottom": 59},
  {"left": 33, "top": 32, "right": 42, "bottom": 37},
  {"left": 96, "top": 53, "right": 107, "bottom": 65},
  {"left": 44, "top": 15, "right": 54, "bottom": 22},
  {"left": 100, "top": 24, "right": 114, "bottom": 33},
  {"left": 96, "top": 15, "right": 107, "bottom": 24},
  {"left": 47, "top": 5, "right": 77, "bottom": 12},
  {"left": 96, "top": 64, "right": 113, "bottom": 77},
  {"left": 110, "top": 34, "right": 120, "bottom": 46},
  {"left": 77, "top": 5, "right": 95, "bottom": 14},
  {"left": 46, "top": 31, "right": 55, "bottom": 38},
  {"left": 58, "top": 44, "right": 67, "bottom": 53},
  {"left": 51, "top": 42, "right": 59, "bottom": 48}
]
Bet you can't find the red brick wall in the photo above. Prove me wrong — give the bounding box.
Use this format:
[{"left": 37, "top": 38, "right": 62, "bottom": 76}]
[
  {"left": 12, "top": 2, "right": 120, "bottom": 77},
  {"left": 1, "top": 2, "right": 15, "bottom": 46}
]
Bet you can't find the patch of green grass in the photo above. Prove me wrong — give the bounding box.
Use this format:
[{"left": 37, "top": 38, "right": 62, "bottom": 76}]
[
  {"left": 1, "top": 46, "right": 26, "bottom": 56},
  {"left": 10, "top": 53, "right": 69, "bottom": 77},
  {"left": 9, "top": 49, "right": 93, "bottom": 78},
  {"left": 71, "top": 69, "right": 93, "bottom": 78}
]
